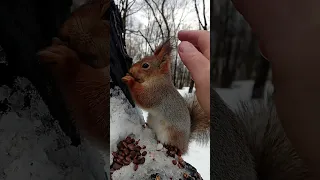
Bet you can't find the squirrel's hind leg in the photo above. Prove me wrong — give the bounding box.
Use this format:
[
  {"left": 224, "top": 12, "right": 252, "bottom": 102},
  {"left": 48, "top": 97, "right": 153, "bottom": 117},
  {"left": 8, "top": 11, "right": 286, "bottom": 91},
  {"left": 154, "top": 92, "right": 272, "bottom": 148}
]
[
  {"left": 147, "top": 114, "right": 169, "bottom": 143},
  {"left": 166, "top": 126, "right": 189, "bottom": 154},
  {"left": 147, "top": 114, "right": 189, "bottom": 154}
]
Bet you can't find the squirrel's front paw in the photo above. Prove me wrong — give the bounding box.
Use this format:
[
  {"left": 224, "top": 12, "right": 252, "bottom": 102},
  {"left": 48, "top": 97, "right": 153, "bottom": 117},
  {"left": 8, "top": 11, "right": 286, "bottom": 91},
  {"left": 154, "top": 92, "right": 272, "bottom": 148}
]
[
  {"left": 121, "top": 74, "right": 135, "bottom": 86},
  {"left": 155, "top": 126, "right": 189, "bottom": 155},
  {"left": 37, "top": 45, "right": 78, "bottom": 65},
  {"left": 37, "top": 39, "right": 80, "bottom": 81}
]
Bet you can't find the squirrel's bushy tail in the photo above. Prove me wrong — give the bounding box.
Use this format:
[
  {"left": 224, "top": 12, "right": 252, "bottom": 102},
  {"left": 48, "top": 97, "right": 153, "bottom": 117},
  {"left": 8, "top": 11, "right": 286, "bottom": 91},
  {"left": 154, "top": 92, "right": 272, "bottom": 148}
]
[
  {"left": 184, "top": 93, "right": 210, "bottom": 144},
  {"left": 233, "top": 101, "right": 309, "bottom": 179}
]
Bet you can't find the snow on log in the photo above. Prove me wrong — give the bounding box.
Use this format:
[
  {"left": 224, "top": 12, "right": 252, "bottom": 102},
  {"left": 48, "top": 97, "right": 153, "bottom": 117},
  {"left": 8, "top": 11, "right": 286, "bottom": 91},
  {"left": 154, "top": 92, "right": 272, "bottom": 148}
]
[
  {"left": 110, "top": 86, "right": 203, "bottom": 180},
  {"left": 0, "top": 77, "right": 108, "bottom": 180}
]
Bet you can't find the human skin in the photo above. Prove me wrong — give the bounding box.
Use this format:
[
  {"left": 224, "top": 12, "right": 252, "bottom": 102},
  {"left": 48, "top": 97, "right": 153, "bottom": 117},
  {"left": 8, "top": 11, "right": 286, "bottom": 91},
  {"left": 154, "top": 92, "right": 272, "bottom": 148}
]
[
  {"left": 177, "top": 30, "right": 210, "bottom": 117},
  {"left": 178, "top": 0, "right": 320, "bottom": 179},
  {"left": 225, "top": 0, "right": 320, "bottom": 178}
]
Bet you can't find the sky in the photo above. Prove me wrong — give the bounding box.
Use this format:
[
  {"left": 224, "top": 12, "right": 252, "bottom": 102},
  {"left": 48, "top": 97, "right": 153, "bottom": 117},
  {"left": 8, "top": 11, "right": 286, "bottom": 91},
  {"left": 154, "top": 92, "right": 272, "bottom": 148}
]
[
  {"left": 128, "top": 0, "right": 210, "bottom": 31},
  {"left": 116, "top": 0, "right": 211, "bottom": 60}
]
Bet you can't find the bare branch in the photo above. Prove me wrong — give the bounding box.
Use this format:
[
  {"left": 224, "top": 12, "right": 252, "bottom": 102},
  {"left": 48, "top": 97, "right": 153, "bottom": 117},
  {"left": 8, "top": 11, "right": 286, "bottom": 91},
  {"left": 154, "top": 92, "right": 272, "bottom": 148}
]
[
  {"left": 150, "top": 0, "right": 170, "bottom": 39},
  {"left": 144, "top": 0, "right": 165, "bottom": 39},
  {"left": 202, "top": 0, "right": 208, "bottom": 30},
  {"left": 126, "top": 5, "right": 144, "bottom": 16},
  {"left": 193, "top": 0, "right": 205, "bottom": 29},
  {"left": 126, "top": 29, "right": 155, "bottom": 52}
]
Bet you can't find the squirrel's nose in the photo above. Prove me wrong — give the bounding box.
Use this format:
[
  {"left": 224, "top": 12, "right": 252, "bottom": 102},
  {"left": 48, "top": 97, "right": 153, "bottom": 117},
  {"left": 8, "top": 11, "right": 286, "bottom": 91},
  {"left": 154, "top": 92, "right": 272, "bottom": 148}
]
[
  {"left": 129, "top": 68, "right": 134, "bottom": 75},
  {"left": 129, "top": 65, "right": 138, "bottom": 75},
  {"left": 128, "top": 68, "right": 135, "bottom": 78}
]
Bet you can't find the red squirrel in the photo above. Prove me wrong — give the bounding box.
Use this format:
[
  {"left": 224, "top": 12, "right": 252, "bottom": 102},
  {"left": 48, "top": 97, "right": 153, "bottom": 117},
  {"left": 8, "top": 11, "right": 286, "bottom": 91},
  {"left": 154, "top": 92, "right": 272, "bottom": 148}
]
[
  {"left": 36, "top": 0, "right": 110, "bottom": 150},
  {"left": 121, "top": 40, "right": 209, "bottom": 154}
]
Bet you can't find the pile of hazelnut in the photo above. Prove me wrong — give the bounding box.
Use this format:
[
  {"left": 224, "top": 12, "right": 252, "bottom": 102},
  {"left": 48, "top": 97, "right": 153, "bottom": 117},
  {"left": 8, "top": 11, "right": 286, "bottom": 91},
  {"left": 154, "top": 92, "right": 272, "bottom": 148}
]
[
  {"left": 163, "top": 144, "right": 202, "bottom": 179},
  {"left": 162, "top": 144, "right": 185, "bottom": 169},
  {"left": 110, "top": 136, "right": 147, "bottom": 176},
  {"left": 110, "top": 136, "right": 202, "bottom": 180}
]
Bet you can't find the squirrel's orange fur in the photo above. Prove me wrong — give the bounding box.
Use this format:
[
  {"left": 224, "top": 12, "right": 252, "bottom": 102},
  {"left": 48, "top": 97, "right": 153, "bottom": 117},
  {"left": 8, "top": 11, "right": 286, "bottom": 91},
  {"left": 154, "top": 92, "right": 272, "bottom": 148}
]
[
  {"left": 37, "top": 0, "right": 110, "bottom": 150},
  {"left": 122, "top": 40, "right": 209, "bottom": 154}
]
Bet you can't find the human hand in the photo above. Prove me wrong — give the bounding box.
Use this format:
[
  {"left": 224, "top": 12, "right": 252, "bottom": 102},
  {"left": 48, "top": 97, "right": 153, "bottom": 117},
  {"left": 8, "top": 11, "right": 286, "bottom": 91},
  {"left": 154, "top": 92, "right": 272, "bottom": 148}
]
[
  {"left": 232, "top": 0, "right": 320, "bottom": 61},
  {"left": 177, "top": 30, "right": 210, "bottom": 117},
  {"left": 232, "top": 1, "right": 320, "bottom": 178}
]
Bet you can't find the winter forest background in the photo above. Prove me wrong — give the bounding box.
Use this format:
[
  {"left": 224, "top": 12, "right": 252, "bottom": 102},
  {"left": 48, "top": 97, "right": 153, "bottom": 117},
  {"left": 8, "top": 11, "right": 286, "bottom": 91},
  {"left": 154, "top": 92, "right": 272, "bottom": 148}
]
[
  {"left": 115, "top": 0, "right": 210, "bottom": 92},
  {"left": 116, "top": 0, "right": 271, "bottom": 98},
  {"left": 112, "top": 0, "right": 273, "bottom": 179},
  {"left": 0, "top": 0, "right": 273, "bottom": 179}
]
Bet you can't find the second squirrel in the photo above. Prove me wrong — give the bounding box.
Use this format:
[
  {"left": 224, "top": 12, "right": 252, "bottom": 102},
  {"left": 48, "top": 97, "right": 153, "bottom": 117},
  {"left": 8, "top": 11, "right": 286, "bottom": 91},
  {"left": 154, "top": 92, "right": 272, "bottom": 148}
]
[{"left": 122, "top": 40, "right": 208, "bottom": 154}]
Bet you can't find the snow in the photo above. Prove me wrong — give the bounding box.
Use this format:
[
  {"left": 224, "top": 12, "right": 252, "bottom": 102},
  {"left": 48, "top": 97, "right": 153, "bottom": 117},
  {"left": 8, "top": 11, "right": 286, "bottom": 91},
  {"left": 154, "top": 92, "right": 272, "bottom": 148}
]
[
  {"left": 110, "top": 81, "right": 274, "bottom": 180},
  {"left": 110, "top": 87, "right": 194, "bottom": 180},
  {"left": 110, "top": 85, "right": 210, "bottom": 180},
  {"left": 177, "top": 88, "right": 210, "bottom": 180},
  {"left": 0, "top": 74, "right": 273, "bottom": 180},
  {"left": 0, "top": 77, "right": 107, "bottom": 180},
  {"left": 215, "top": 81, "right": 274, "bottom": 110},
  {"left": 183, "top": 142, "right": 210, "bottom": 180}
]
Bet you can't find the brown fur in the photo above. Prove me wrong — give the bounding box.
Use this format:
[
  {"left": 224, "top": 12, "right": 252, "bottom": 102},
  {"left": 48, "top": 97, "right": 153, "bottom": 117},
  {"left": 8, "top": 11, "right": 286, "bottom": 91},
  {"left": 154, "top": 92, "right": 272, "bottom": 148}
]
[
  {"left": 185, "top": 93, "right": 209, "bottom": 144},
  {"left": 210, "top": 87, "right": 309, "bottom": 179},
  {"left": 234, "top": 101, "right": 309, "bottom": 179},
  {"left": 59, "top": 0, "right": 110, "bottom": 69},
  {"left": 167, "top": 126, "right": 189, "bottom": 154},
  {"left": 37, "top": 0, "right": 110, "bottom": 150},
  {"left": 122, "top": 40, "right": 209, "bottom": 154}
]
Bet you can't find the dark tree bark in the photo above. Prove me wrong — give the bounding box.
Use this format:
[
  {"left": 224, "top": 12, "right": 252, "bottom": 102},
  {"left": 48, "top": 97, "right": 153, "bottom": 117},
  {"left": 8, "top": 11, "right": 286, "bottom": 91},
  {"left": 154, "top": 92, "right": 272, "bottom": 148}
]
[
  {"left": 230, "top": 37, "right": 244, "bottom": 81},
  {"left": 188, "top": 80, "right": 195, "bottom": 93},
  {"left": 216, "top": 0, "right": 232, "bottom": 88},
  {"left": 110, "top": 0, "right": 135, "bottom": 106},
  {"left": 251, "top": 56, "right": 270, "bottom": 99},
  {"left": 220, "top": 36, "right": 234, "bottom": 88},
  {"left": 0, "top": 0, "right": 81, "bottom": 146}
]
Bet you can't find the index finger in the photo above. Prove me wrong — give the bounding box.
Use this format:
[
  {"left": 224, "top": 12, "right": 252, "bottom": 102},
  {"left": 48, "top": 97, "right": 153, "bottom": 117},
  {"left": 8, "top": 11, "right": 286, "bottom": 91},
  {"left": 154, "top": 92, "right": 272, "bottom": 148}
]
[{"left": 178, "top": 30, "right": 210, "bottom": 59}]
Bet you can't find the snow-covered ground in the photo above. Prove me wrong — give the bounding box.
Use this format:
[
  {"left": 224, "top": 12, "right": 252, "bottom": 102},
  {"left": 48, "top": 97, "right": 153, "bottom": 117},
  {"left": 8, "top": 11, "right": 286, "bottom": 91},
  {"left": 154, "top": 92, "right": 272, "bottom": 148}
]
[
  {"left": 0, "top": 78, "right": 273, "bottom": 180},
  {"left": 110, "top": 81, "right": 273, "bottom": 180},
  {"left": 0, "top": 77, "right": 107, "bottom": 180},
  {"left": 137, "top": 87, "right": 211, "bottom": 180},
  {"left": 173, "top": 88, "right": 209, "bottom": 180},
  {"left": 111, "top": 87, "right": 200, "bottom": 180}
]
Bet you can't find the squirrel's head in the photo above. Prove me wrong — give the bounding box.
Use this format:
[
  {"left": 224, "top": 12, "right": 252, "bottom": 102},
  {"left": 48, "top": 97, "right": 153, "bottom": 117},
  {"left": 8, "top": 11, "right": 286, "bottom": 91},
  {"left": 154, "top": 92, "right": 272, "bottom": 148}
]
[
  {"left": 58, "top": 0, "right": 109, "bottom": 69},
  {"left": 126, "top": 40, "right": 173, "bottom": 83}
]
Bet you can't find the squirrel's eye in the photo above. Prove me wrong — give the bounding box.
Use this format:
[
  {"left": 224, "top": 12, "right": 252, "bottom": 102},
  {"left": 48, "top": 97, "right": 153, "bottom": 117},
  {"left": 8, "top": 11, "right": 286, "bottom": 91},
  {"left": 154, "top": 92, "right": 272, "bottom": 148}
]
[{"left": 142, "top": 63, "right": 150, "bottom": 69}]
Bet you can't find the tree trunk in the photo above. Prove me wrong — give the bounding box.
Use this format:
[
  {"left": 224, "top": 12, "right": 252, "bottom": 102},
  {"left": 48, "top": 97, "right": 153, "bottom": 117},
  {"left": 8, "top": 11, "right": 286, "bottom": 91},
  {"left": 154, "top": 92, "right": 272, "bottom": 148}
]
[
  {"left": 0, "top": 1, "right": 108, "bottom": 179},
  {"left": 251, "top": 56, "right": 270, "bottom": 99},
  {"left": 110, "top": 1, "right": 134, "bottom": 106},
  {"left": 220, "top": 36, "right": 234, "bottom": 88},
  {"left": 188, "top": 80, "right": 195, "bottom": 93},
  {"left": 0, "top": 0, "right": 80, "bottom": 146}
]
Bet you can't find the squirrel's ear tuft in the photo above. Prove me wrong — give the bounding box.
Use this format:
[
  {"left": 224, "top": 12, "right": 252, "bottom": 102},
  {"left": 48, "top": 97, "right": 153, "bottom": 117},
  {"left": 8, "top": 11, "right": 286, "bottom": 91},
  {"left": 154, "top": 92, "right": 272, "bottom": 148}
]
[{"left": 154, "top": 39, "right": 172, "bottom": 62}]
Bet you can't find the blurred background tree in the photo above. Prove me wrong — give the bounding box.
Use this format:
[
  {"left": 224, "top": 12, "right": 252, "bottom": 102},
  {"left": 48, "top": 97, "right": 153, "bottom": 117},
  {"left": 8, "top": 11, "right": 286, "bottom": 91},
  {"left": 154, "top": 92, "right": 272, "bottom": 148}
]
[
  {"left": 115, "top": 0, "right": 210, "bottom": 93},
  {"left": 211, "top": 0, "right": 272, "bottom": 99},
  {"left": 116, "top": 0, "right": 271, "bottom": 99}
]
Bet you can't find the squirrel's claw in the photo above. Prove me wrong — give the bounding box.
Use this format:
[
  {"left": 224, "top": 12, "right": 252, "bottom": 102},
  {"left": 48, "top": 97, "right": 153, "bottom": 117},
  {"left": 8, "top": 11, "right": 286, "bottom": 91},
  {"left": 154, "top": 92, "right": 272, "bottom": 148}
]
[
  {"left": 121, "top": 75, "right": 135, "bottom": 86},
  {"left": 37, "top": 49, "right": 60, "bottom": 64}
]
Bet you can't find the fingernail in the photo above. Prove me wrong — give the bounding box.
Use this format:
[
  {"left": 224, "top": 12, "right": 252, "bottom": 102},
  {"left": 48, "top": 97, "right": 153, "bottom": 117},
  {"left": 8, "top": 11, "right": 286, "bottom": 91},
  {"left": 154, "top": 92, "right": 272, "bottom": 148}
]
[{"left": 179, "top": 42, "right": 194, "bottom": 53}]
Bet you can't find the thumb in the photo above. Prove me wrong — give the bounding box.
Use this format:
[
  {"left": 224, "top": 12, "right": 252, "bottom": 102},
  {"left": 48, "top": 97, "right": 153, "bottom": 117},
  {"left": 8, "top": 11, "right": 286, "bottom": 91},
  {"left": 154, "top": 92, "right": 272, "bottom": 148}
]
[
  {"left": 178, "top": 41, "right": 209, "bottom": 83},
  {"left": 178, "top": 41, "right": 210, "bottom": 116}
]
